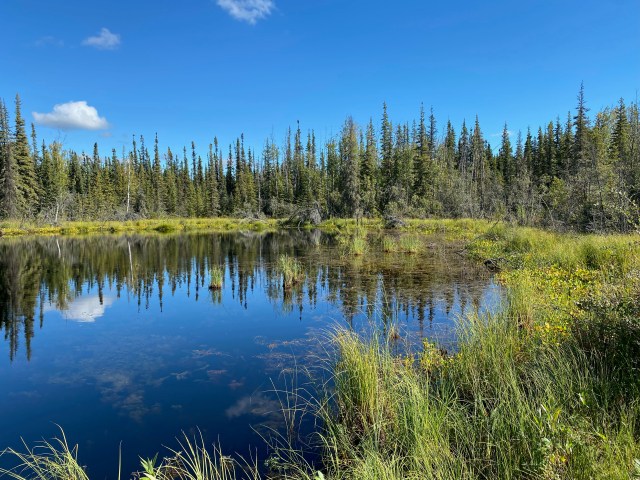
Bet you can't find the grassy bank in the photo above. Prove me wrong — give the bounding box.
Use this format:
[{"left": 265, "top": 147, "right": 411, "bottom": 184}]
[
  {"left": 0, "top": 217, "right": 279, "bottom": 237},
  {"left": 0, "top": 216, "right": 501, "bottom": 239},
  {"left": 303, "top": 225, "right": 640, "bottom": 479}
]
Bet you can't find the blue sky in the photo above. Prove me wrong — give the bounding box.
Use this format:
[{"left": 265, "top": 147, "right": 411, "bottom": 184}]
[{"left": 1, "top": 0, "right": 639, "bottom": 156}]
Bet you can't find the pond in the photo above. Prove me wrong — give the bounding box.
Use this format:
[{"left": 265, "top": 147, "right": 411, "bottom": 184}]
[{"left": 0, "top": 230, "right": 501, "bottom": 477}]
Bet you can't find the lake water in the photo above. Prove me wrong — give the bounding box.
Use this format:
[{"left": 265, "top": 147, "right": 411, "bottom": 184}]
[{"left": 0, "top": 230, "right": 501, "bottom": 478}]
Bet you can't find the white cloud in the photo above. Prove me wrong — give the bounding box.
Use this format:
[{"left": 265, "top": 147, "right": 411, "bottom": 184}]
[
  {"left": 216, "top": 0, "right": 275, "bottom": 24},
  {"left": 33, "top": 101, "right": 109, "bottom": 130},
  {"left": 44, "top": 296, "right": 115, "bottom": 322},
  {"left": 82, "top": 27, "right": 121, "bottom": 50}
]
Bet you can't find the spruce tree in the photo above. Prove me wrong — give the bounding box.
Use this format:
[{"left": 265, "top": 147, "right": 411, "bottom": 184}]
[
  {"left": 339, "top": 117, "right": 360, "bottom": 217},
  {"left": 0, "top": 98, "right": 19, "bottom": 218},
  {"left": 498, "top": 123, "right": 513, "bottom": 196},
  {"left": 380, "top": 102, "right": 394, "bottom": 210},
  {"left": 361, "top": 119, "right": 378, "bottom": 216},
  {"left": 14, "top": 94, "right": 40, "bottom": 215},
  {"left": 152, "top": 133, "right": 164, "bottom": 214},
  {"left": 572, "top": 82, "right": 590, "bottom": 175}
]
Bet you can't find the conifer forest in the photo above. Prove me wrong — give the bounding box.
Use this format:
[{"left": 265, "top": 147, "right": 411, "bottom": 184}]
[{"left": 2, "top": 86, "right": 639, "bottom": 232}]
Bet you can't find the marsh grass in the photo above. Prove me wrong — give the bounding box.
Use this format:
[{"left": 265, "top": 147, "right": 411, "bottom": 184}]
[
  {"left": 0, "top": 218, "right": 279, "bottom": 237},
  {"left": 0, "top": 428, "right": 89, "bottom": 480},
  {"left": 0, "top": 429, "right": 260, "bottom": 480},
  {"left": 310, "top": 309, "right": 640, "bottom": 479},
  {"left": 397, "top": 234, "right": 422, "bottom": 253},
  {"left": 382, "top": 236, "right": 398, "bottom": 252},
  {"left": 278, "top": 255, "right": 305, "bottom": 289},
  {"left": 209, "top": 266, "right": 224, "bottom": 290},
  {"left": 336, "top": 228, "right": 369, "bottom": 256},
  {"left": 138, "top": 432, "right": 260, "bottom": 480},
  {"left": 304, "top": 224, "right": 640, "bottom": 479},
  {"left": 349, "top": 235, "right": 368, "bottom": 256}
]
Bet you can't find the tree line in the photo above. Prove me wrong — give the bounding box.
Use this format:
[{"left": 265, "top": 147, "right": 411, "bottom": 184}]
[{"left": 1, "top": 85, "right": 639, "bottom": 231}]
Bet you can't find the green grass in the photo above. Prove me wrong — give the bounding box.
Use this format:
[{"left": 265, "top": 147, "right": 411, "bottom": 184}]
[
  {"left": 312, "top": 310, "right": 640, "bottom": 479},
  {"left": 0, "top": 218, "right": 279, "bottom": 237},
  {"left": 138, "top": 431, "right": 259, "bottom": 480},
  {"left": 209, "top": 266, "right": 224, "bottom": 290},
  {"left": 382, "top": 236, "right": 398, "bottom": 252},
  {"left": 0, "top": 217, "right": 499, "bottom": 240},
  {"left": 0, "top": 430, "right": 259, "bottom": 480},
  {"left": 397, "top": 234, "right": 422, "bottom": 253},
  {"left": 277, "top": 254, "right": 305, "bottom": 289},
  {"left": 336, "top": 228, "right": 369, "bottom": 256},
  {"left": 305, "top": 224, "right": 640, "bottom": 479},
  {"left": 0, "top": 428, "right": 89, "bottom": 480}
]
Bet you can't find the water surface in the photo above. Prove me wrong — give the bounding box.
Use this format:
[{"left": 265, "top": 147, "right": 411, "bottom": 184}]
[{"left": 0, "top": 231, "right": 500, "bottom": 477}]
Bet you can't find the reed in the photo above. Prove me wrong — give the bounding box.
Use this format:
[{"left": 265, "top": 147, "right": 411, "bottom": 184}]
[
  {"left": 397, "top": 234, "right": 422, "bottom": 253},
  {"left": 382, "top": 236, "right": 398, "bottom": 252},
  {"left": 139, "top": 431, "right": 260, "bottom": 480},
  {"left": 209, "top": 266, "right": 224, "bottom": 290},
  {"left": 0, "top": 428, "right": 89, "bottom": 480},
  {"left": 277, "top": 254, "right": 305, "bottom": 289}
]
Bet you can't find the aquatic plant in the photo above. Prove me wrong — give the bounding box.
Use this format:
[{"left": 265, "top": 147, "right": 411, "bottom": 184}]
[
  {"left": 209, "top": 266, "right": 224, "bottom": 290},
  {"left": 303, "top": 225, "right": 640, "bottom": 479},
  {"left": 278, "top": 254, "right": 304, "bottom": 289},
  {"left": 0, "top": 429, "right": 260, "bottom": 480},
  {"left": 138, "top": 431, "right": 260, "bottom": 480},
  {"left": 310, "top": 308, "right": 640, "bottom": 479},
  {"left": 398, "top": 235, "right": 422, "bottom": 254},
  {"left": 0, "top": 218, "right": 280, "bottom": 238},
  {"left": 0, "top": 428, "right": 90, "bottom": 480},
  {"left": 337, "top": 228, "right": 369, "bottom": 256},
  {"left": 382, "top": 236, "right": 398, "bottom": 252},
  {"left": 350, "top": 235, "right": 368, "bottom": 256}
]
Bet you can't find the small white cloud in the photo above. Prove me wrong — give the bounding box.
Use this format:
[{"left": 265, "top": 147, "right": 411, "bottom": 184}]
[
  {"left": 217, "top": 0, "right": 275, "bottom": 24},
  {"left": 33, "top": 101, "right": 109, "bottom": 130},
  {"left": 82, "top": 27, "right": 121, "bottom": 50}
]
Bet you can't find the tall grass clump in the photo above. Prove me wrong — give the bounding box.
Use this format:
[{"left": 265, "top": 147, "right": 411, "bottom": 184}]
[
  {"left": 209, "top": 265, "right": 224, "bottom": 290},
  {"left": 0, "top": 429, "right": 89, "bottom": 480},
  {"left": 382, "top": 235, "right": 398, "bottom": 253},
  {"left": 397, "top": 234, "right": 422, "bottom": 254},
  {"left": 138, "top": 431, "right": 260, "bottom": 480},
  {"left": 278, "top": 254, "right": 305, "bottom": 289},
  {"left": 0, "top": 429, "right": 260, "bottom": 480},
  {"left": 349, "top": 235, "right": 368, "bottom": 256},
  {"left": 314, "top": 309, "right": 640, "bottom": 479},
  {"left": 337, "top": 228, "right": 369, "bottom": 256}
]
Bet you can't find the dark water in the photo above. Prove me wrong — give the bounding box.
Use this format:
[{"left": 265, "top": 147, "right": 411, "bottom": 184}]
[{"left": 0, "top": 230, "right": 500, "bottom": 478}]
